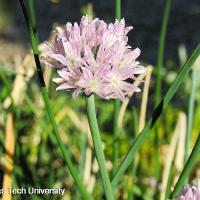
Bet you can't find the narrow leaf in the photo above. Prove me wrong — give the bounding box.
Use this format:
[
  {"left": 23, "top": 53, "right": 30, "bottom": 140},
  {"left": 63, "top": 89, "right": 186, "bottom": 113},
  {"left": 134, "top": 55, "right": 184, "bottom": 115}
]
[{"left": 111, "top": 44, "right": 200, "bottom": 186}]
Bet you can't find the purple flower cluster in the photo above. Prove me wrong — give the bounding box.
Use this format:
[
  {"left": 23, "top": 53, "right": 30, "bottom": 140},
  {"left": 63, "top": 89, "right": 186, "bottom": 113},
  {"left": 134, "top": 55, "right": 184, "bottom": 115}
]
[
  {"left": 41, "top": 16, "right": 146, "bottom": 101},
  {"left": 175, "top": 184, "right": 200, "bottom": 200}
]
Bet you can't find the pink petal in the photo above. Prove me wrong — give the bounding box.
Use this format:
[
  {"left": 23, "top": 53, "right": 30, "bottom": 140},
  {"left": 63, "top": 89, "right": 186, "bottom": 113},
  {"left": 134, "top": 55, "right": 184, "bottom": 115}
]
[
  {"left": 56, "top": 83, "right": 76, "bottom": 90},
  {"left": 50, "top": 54, "right": 67, "bottom": 66},
  {"left": 52, "top": 78, "right": 64, "bottom": 84},
  {"left": 133, "top": 65, "right": 147, "bottom": 74}
]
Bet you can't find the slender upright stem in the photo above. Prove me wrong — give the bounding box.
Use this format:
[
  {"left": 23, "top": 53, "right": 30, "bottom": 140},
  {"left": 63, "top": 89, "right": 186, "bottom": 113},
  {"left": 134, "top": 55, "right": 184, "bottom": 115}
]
[
  {"left": 28, "top": 0, "right": 39, "bottom": 43},
  {"left": 112, "top": 0, "right": 121, "bottom": 176},
  {"left": 115, "top": 0, "right": 121, "bottom": 20},
  {"left": 184, "top": 69, "right": 197, "bottom": 163},
  {"left": 139, "top": 66, "right": 153, "bottom": 132},
  {"left": 113, "top": 100, "right": 120, "bottom": 174},
  {"left": 18, "top": 1, "right": 93, "bottom": 199},
  {"left": 154, "top": 0, "right": 172, "bottom": 184},
  {"left": 164, "top": 161, "right": 174, "bottom": 200},
  {"left": 170, "top": 133, "right": 200, "bottom": 198},
  {"left": 154, "top": 0, "right": 172, "bottom": 106},
  {"left": 2, "top": 114, "right": 15, "bottom": 200},
  {"left": 86, "top": 95, "right": 115, "bottom": 200}
]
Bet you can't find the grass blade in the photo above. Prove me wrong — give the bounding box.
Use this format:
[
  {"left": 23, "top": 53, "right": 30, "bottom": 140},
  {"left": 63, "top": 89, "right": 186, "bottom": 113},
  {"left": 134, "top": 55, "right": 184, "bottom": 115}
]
[
  {"left": 154, "top": 0, "right": 172, "bottom": 105},
  {"left": 111, "top": 43, "right": 200, "bottom": 187},
  {"left": 28, "top": 0, "right": 39, "bottom": 43},
  {"left": 170, "top": 132, "right": 200, "bottom": 198},
  {"left": 164, "top": 161, "right": 174, "bottom": 200},
  {"left": 153, "top": 0, "right": 173, "bottom": 182},
  {"left": 18, "top": 1, "right": 94, "bottom": 199},
  {"left": 184, "top": 69, "right": 197, "bottom": 163}
]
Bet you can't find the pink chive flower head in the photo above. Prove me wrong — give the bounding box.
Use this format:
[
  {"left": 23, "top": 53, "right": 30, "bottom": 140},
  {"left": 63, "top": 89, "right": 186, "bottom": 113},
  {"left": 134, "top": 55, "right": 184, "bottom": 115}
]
[
  {"left": 174, "top": 184, "right": 200, "bottom": 200},
  {"left": 41, "top": 16, "right": 146, "bottom": 101}
]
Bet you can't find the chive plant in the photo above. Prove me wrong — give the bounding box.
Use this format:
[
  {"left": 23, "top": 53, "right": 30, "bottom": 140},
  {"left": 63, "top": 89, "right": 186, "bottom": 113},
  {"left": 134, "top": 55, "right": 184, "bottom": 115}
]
[
  {"left": 16, "top": 1, "right": 200, "bottom": 199},
  {"left": 18, "top": 1, "right": 94, "bottom": 199}
]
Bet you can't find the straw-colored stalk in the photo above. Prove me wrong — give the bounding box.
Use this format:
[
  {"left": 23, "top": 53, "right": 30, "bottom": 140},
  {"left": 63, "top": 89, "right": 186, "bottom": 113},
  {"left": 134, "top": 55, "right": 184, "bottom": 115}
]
[
  {"left": 175, "top": 113, "right": 187, "bottom": 172},
  {"left": 1, "top": 53, "right": 35, "bottom": 200},
  {"left": 2, "top": 114, "right": 15, "bottom": 200},
  {"left": 83, "top": 147, "right": 92, "bottom": 186},
  {"left": 3, "top": 53, "right": 35, "bottom": 109},
  {"left": 87, "top": 175, "right": 96, "bottom": 193},
  {"left": 138, "top": 65, "right": 153, "bottom": 132}
]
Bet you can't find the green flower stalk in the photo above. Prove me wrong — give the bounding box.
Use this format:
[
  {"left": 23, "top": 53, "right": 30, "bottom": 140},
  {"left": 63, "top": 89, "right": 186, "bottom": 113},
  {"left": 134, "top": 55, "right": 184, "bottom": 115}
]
[
  {"left": 86, "top": 94, "right": 115, "bottom": 200},
  {"left": 112, "top": 0, "right": 121, "bottom": 176},
  {"left": 154, "top": 0, "right": 172, "bottom": 106}
]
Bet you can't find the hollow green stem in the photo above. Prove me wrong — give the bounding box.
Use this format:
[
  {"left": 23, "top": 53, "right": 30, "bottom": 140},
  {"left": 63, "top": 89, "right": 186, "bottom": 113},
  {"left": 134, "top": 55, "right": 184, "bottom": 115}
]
[
  {"left": 164, "top": 161, "right": 174, "bottom": 200},
  {"left": 86, "top": 95, "right": 114, "bottom": 200},
  {"left": 28, "top": 0, "right": 39, "bottom": 43},
  {"left": 112, "top": 0, "right": 121, "bottom": 176},
  {"left": 154, "top": 0, "right": 172, "bottom": 106},
  {"left": 112, "top": 100, "right": 120, "bottom": 175},
  {"left": 184, "top": 69, "right": 197, "bottom": 163},
  {"left": 170, "top": 133, "right": 200, "bottom": 198},
  {"left": 154, "top": 0, "right": 173, "bottom": 180},
  {"left": 115, "top": 0, "right": 121, "bottom": 20}
]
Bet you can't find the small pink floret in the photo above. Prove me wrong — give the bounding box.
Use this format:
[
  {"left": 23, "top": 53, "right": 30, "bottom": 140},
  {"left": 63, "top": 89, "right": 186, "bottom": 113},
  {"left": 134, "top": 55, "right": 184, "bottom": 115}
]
[{"left": 174, "top": 184, "right": 200, "bottom": 200}]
